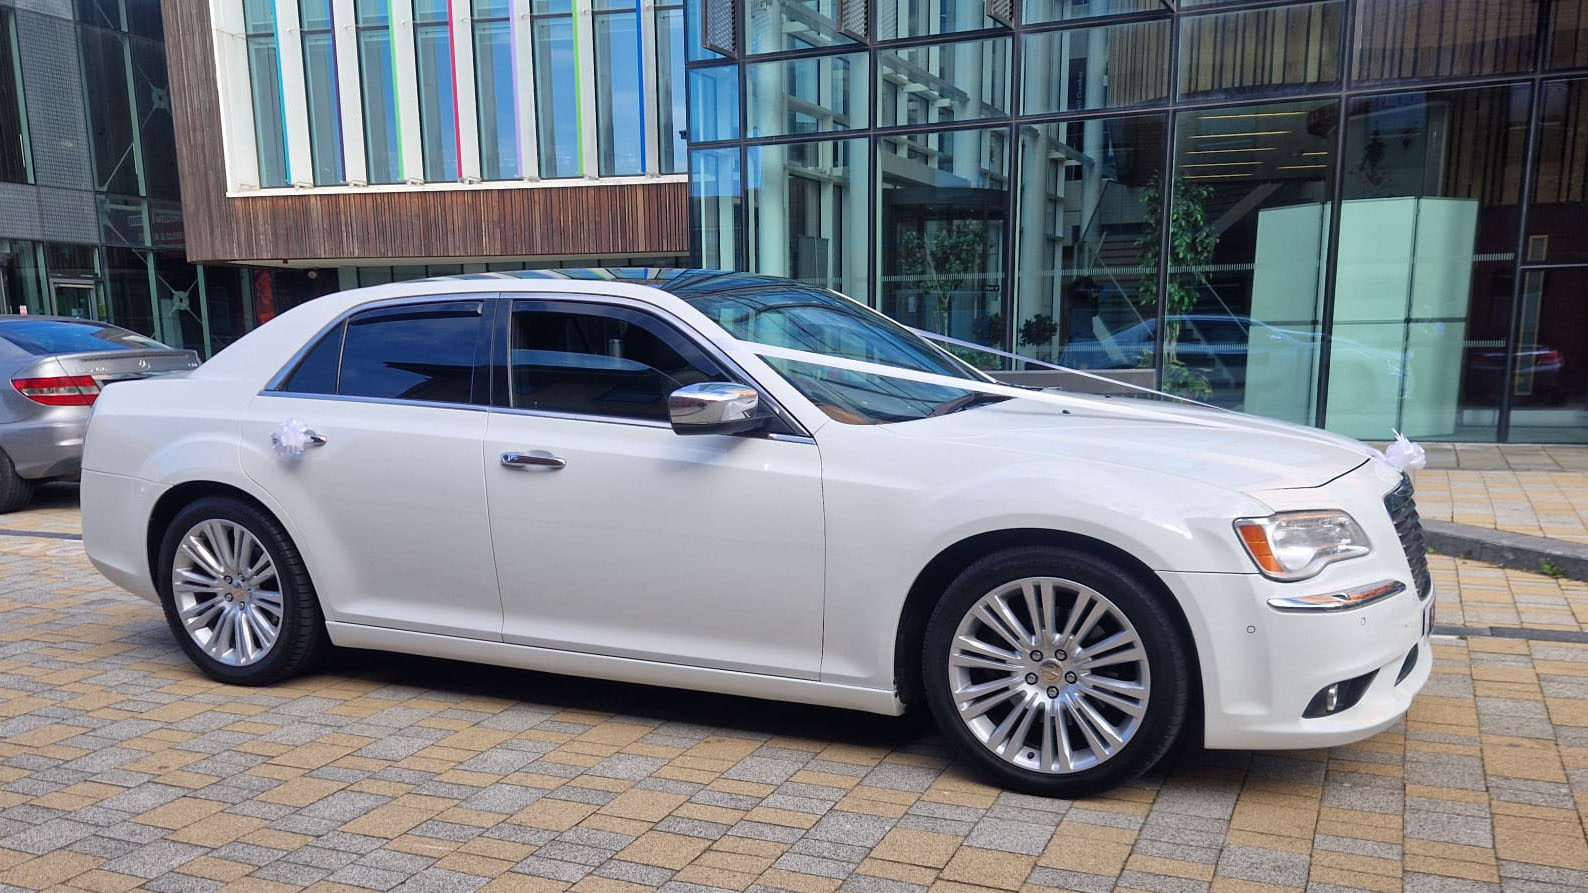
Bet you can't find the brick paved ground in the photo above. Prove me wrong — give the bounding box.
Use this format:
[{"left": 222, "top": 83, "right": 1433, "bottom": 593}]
[
  {"left": 2, "top": 488, "right": 1588, "bottom": 892},
  {"left": 1401, "top": 444, "right": 1588, "bottom": 545}
]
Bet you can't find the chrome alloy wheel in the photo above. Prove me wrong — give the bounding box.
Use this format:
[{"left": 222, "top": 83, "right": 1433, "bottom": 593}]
[
  {"left": 170, "top": 520, "right": 283, "bottom": 666},
  {"left": 947, "top": 576, "right": 1151, "bottom": 774}
]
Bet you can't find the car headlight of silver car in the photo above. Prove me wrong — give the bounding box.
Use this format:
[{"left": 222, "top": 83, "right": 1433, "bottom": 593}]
[{"left": 1233, "top": 511, "right": 1371, "bottom": 581}]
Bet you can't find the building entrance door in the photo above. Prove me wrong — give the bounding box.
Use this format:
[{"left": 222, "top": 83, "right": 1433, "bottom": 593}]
[{"left": 50, "top": 280, "right": 98, "bottom": 320}]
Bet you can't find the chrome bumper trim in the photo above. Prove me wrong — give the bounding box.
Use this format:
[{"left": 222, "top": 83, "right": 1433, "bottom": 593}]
[{"left": 1267, "top": 579, "right": 1407, "bottom": 613}]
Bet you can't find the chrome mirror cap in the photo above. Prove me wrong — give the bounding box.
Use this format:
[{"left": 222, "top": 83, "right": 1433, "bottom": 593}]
[{"left": 668, "top": 382, "right": 765, "bottom": 436}]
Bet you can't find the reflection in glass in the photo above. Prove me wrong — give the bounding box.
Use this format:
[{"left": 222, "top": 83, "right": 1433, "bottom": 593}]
[
  {"left": 356, "top": 0, "right": 401, "bottom": 183},
  {"left": 1327, "top": 85, "right": 1528, "bottom": 441},
  {"left": 130, "top": 38, "right": 180, "bottom": 200},
  {"left": 414, "top": 2, "right": 459, "bottom": 181},
  {"left": 1530, "top": 79, "right": 1588, "bottom": 265},
  {"left": 1354, "top": 0, "right": 1537, "bottom": 82},
  {"left": 747, "top": 0, "right": 856, "bottom": 55},
  {"left": 474, "top": 2, "right": 519, "bottom": 180},
  {"left": 878, "top": 1, "right": 993, "bottom": 39},
  {"left": 879, "top": 38, "right": 1011, "bottom": 128},
  {"left": 1165, "top": 99, "right": 1336, "bottom": 418},
  {"left": 104, "top": 246, "right": 154, "bottom": 337},
  {"left": 1, "top": 10, "right": 30, "bottom": 184},
  {"left": 1022, "top": 0, "right": 1160, "bottom": 25},
  {"left": 1014, "top": 115, "right": 1165, "bottom": 374},
  {"left": 747, "top": 53, "right": 867, "bottom": 138},
  {"left": 1179, "top": 1, "right": 1342, "bottom": 99},
  {"left": 241, "top": 0, "right": 287, "bottom": 187},
  {"left": 691, "top": 148, "right": 741, "bottom": 270},
  {"left": 688, "top": 64, "right": 739, "bottom": 142},
  {"left": 301, "top": 0, "right": 345, "bottom": 185},
  {"left": 595, "top": 8, "right": 644, "bottom": 175},
  {"left": 1506, "top": 268, "right": 1588, "bottom": 443},
  {"left": 1022, "top": 22, "right": 1169, "bottom": 116},
  {"left": 879, "top": 127, "right": 1010, "bottom": 367},
  {"left": 533, "top": 10, "right": 580, "bottom": 177},
  {"left": 746, "top": 139, "right": 869, "bottom": 302},
  {"left": 656, "top": 5, "right": 688, "bottom": 173},
  {"left": 1549, "top": 0, "right": 1588, "bottom": 70}
]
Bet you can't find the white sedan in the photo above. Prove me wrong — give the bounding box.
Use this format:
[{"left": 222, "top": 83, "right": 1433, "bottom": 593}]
[{"left": 81, "top": 270, "right": 1433, "bottom": 795}]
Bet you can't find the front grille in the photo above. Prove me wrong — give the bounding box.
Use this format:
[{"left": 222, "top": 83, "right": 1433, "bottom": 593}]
[{"left": 1384, "top": 476, "right": 1432, "bottom": 599}]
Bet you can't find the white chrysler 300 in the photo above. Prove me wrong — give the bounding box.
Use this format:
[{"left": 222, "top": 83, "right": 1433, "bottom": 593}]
[{"left": 81, "top": 270, "right": 1433, "bottom": 795}]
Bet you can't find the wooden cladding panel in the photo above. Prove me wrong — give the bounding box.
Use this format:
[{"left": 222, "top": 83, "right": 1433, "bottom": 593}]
[
  {"left": 1105, "top": 21, "right": 1173, "bottom": 108},
  {"left": 161, "top": 0, "right": 687, "bottom": 265},
  {"left": 1178, "top": 2, "right": 1342, "bottom": 97},
  {"left": 1353, "top": 0, "right": 1537, "bottom": 82}
]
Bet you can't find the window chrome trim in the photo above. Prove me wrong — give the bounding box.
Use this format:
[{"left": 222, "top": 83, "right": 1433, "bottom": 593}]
[
  {"left": 255, "top": 391, "right": 487, "bottom": 412},
  {"left": 1266, "top": 579, "right": 1407, "bottom": 613}
]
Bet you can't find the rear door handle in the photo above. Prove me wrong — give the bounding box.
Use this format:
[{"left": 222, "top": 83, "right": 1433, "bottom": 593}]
[{"left": 501, "top": 450, "right": 566, "bottom": 470}]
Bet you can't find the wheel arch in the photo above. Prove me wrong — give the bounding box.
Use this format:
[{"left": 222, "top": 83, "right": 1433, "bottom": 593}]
[
  {"left": 893, "top": 528, "right": 1203, "bottom": 716},
  {"left": 145, "top": 480, "right": 283, "bottom": 593}
]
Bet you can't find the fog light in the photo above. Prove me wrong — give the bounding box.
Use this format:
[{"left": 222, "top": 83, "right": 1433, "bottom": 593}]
[{"left": 1302, "top": 670, "right": 1377, "bottom": 718}]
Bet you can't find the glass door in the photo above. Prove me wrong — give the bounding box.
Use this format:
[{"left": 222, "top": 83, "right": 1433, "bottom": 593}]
[{"left": 50, "top": 279, "right": 99, "bottom": 320}]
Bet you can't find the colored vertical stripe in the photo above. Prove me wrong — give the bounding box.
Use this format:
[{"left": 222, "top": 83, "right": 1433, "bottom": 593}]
[
  {"left": 634, "top": 0, "right": 645, "bottom": 172},
  {"left": 571, "top": 0, "right": 584, "bottom": 175}
]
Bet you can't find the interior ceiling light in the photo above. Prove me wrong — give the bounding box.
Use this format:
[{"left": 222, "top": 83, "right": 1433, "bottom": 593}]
[
  {"left": 1276, "top": 163, "right": 1329, "bottom": 170},
  {"left": 1185, "top": 172, "right": 1252, "bottom": 179},
  {"left": 1196, "top": 111, "right": 1307, "bottom": 120},
  {"left": 1182, "top": 161, "right": 1263, "bottom": 167},
  {"left": 1185, "top": 147, "right": 1277, "bottom": 155},
  {"left": 1190, "top": 130, "right": 1292, "bottom": 139},
  {"left": 1302, "top": 151, "right": 1330, "bottom": 156}
]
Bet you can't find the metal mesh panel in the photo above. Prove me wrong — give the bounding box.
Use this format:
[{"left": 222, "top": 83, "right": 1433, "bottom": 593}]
[
  {"left": 703, "top": 0, "right": 738, "bottom": 57},
  {"left": 986, "top": 0, "right": 1014, "bottom": 27},
  {"left": 837, "top": 0, "right": 868, "bottom": 41}
]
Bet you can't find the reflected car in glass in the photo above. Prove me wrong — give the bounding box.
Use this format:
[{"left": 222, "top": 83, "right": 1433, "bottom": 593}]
[
  {"left": 80, "top": 271, "right": 1433, "bottom": 795},
  {"left": 0, "top": 317, "right": 198, "bottom": 512}
]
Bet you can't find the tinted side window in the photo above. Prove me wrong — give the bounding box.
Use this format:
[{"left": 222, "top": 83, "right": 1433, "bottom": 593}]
[
  {"left": 509, "top": 302, "right": 728, "bottom": 420},
  {"left": 280, "top": 321, "right": 345, "bottom": 394},
  {"left": 339, "top": 302, "right": 483, "bottom": 403}
]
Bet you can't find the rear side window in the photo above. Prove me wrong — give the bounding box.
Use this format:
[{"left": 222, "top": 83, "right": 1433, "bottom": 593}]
[
  {"left": 0, "top": 320, "right": 169, "bottom": 355},
  {"left": 277, "top": 301, "right": 485, "bottom": 405}
]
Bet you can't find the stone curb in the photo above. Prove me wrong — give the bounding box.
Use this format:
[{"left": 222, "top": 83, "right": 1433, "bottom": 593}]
[{"left": 1423, "top": 519, "right": 1588, "bottom": 582}]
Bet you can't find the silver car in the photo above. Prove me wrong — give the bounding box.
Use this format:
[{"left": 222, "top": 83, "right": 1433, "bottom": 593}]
[{"left": 1, "top": 316, "right": 198, "bottom": 512}]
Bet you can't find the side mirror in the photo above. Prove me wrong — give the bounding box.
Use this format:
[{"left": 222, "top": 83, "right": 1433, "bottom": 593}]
[{"left": 668, "top": 382, "right": 766, "bottom": 436}]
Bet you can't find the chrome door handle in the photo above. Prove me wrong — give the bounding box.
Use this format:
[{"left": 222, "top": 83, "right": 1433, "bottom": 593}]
[
  {"left": 305, "top": 432, "right": 328, "bottom": 447},
  {"left": 501, "top": 450, "right": 566, "bottom": 470}
]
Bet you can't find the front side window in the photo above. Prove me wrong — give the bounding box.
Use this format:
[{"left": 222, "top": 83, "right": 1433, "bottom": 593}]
[
  {"left": 508, "top": 301, "right": 729, "bottom": 421},
  {"left": 279, "top": 301, "right": 484, "bottom": 404}
]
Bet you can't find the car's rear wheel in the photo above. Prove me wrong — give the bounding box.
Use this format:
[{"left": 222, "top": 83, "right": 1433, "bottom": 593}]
[
  {"left": 156, "top": 497, "right": 327, "bottom": 685},
  {"left": 0, "top": 449, "right": 34, "bottom": 514},
  {"left": 922, "top": 546, "right": 1191, "bottom": 797}
]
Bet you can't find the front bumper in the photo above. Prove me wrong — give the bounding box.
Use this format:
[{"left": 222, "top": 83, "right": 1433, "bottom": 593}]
[
  {"left": 1161, "top": 565, "right": 1432, "bottom": 750},
  {"left": 0, "top": 411, "right": 90, "bottom": 480}
]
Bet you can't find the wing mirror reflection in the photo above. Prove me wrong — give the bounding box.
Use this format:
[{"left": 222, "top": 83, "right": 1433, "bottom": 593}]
[{"left": 668, "top": 382, "right": 766, "bottom": 436}]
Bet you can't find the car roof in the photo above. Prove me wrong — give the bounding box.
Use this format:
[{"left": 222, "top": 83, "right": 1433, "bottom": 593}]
[{"left": 430, "top": 268, "right": 825, "bottom": 302}]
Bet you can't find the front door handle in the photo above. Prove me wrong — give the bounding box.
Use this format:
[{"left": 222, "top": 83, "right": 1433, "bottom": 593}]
[{"left": 501, "top": 450, "right": 566, "bottom": 470}]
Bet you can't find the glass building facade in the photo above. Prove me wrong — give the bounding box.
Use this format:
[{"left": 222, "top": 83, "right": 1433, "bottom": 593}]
[{"left": 684, "top": 0, "right": 1588, "bottom": 443}]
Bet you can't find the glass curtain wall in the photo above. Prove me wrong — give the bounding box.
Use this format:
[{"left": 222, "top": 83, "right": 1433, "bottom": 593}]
[
  {"left": 533, "top": 0, "right": 581, "bottom": 177},
  {"left": 414, "top": 0, "right": 459, "bottom": 181},
  {"left": 593, "top": 0, "right": 644, "bottom": 175},
  {"left": 473, "top": 0, "right": 519, "bottom": 180},
  {"left": 0, "top": 8, "right": 30, "bottom": 185},
  {"left": 685, "top": 0, "right": 1588, "bottom": 441},
  {"left": 656, "top": 2, "right": 688, "bottom": 172},
  {"left": 355, "top": 0, "right": 402, "bottom": 183},
  {"left": 300, "top": 0, "right": 345, "bottom": 185},
  {"left": 242, "top": 0, "right": 288, "bottom": 187}
]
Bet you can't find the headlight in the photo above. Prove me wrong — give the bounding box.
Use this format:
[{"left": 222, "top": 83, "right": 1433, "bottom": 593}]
[{"left": 1233, "top": 511, "right": 1371, "bottom": 581}]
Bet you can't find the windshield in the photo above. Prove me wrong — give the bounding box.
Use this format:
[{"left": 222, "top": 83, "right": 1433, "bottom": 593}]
[
  {"left": 0, "top": 319, "right": 169, "bottom": 355},
  {"left": 685, "top": 285, "right": 1005, "bottom": 424}
]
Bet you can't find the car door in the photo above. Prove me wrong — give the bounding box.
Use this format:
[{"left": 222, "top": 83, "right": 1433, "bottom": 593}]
[
  {"left": 483, "top": 297, "right": 826, "bottom": 679},
  {"left": 240, "top": 297, "right": 504, "bottom": 640}
]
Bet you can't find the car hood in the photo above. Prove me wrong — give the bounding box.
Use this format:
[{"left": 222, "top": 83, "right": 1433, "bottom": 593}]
[{"left": 884, "top": 393, "right": 1375, "bottom": 493}]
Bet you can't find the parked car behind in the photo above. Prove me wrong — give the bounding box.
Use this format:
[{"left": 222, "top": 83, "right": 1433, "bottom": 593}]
[
  {"left": 0, "top": 316, "right": 198, "bottom": 512},
  {"left": 80, "top": 271, "right": 1433, "bottom": 795}
]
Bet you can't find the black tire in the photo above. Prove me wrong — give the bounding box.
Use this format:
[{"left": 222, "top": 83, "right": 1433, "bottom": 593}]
[
  {"left": 156, "top": 496, "right": 327, "bottom": 685},
  {"left": 921, "top": 546, "right": 1192, "bottom": 797},
  {"left": 0, "top": 449, "right": 34, "bottom": 514}
]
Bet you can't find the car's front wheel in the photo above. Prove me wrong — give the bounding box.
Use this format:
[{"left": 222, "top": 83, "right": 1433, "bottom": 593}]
[
  {"left": 156, "top": 496, "right": 327, "bottom": 685},
  {"left": 922, "top": 546, "right": 1192, "bottom": 796}
]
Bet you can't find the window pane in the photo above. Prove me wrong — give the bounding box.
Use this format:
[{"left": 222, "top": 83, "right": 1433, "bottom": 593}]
[
  {"left": 1178, "top": 1, "right": 1342, "bottom": 100},
  {"left": 1168, "top": 99, "right": 1336, "bottom": 417},
  {"left": 0, "top": 9, "right": 29, "bottom": 184},
  {"left": 1529, "top": 79, "right": 1588, "bottom": 264},
  {"left": 747, "top": 52, "right": 868, "bottom": 138},
  {"left": 1022, "top": 0, "right": 1160, "bottom": 25},
  {"left": 655, "top": 6, "right": 687, "bottom": 173},
  {"left": 415, "top": 22, "right": 459, "bottom": 181},
  {"left": 80, "top": 26, "right": 145, "bottom": 192},
  {"left": 104, "top": 247, "right": 154, "bottom": 337},
  {"left": 691, "top": 147, "right": 741, "bottom": 269},
  {"left": 1353, "top": 0, "right": 1538, "bottom": 83},
  {"left": 354, "top": 0, "right": 389, "bottom": 25},
  {"left": 1022, "top": 22, "right": 1169, "bottom": 116},
  {"left": 534, "top": 15, "right": 580, "bottom": 177},
  {"left": 688, "top": 64, "right": 739, "bottom": 142},
  {"left": 303, "top": 30, "right": 345, "bottom": 185},
  {"left": 358, "top": 25, "right": 401, "bottom": 184},
  {"left": 879, "top": 126, "right": 1010, "bottom": 366},
  {"left": 474, "top": 17, "right": 519, "bottom": 179},
  {"left": 747, "top": 138, "right": 870, "bottom": 303},
  {"left": 281, "top": 321, "right": 345, "bottom": 394},
  {"left": 594, "top": 11, "right": 644, "bottom": 175},
  {"left": 240, "top": 23, "right": 288, "bottom": 187},
  {"left": 340, "top": 303, "right": 481, "bottom": 402},
  {"left": 1549, "top": 0, "right": 1588, "bottom": 70},
  {"left": 880, "top": 38, "right": 1010, "bottom": 128},
  {"left": 1326, "top": 85, "right": 1528, "bottom": 442},
  {"left": 200, "top": 266, "right": 251, "bottom": 353},
  {"left": 508, "top": 303, "right": 726, "bottom": 420},
  {"left": 1014, "top": 115, "right": 1165, "bottom": 376},
  {"left": 1506, "top": 267, "right": 1588, "bottom": 443},
  {"left": 300, "top": 0, "right": 333, "bottom": 30},
  {"left": 747, "top": 0, "right": 855, "bottom": 55},
  {"left": 684, "top": 0, "right": 730, "bottom": 62},
  {"left": 878, "top": 0, "right": 994, "bottom": 40}
]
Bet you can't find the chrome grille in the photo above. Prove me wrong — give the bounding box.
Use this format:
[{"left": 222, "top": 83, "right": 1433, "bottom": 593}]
[{"left": 1384, "top": 476, "right": 1431, "bottom": 599}]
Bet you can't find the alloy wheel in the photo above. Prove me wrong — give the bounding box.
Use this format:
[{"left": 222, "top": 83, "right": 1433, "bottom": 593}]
[
  {"left": 170, "top": 519, "right": 284, "bottom": 666},
  {"left": 947, "top": 576, "right": 1151, "bottom": 774}
]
